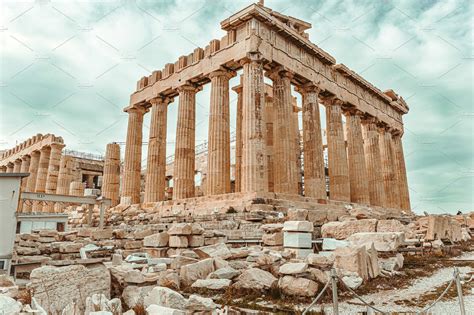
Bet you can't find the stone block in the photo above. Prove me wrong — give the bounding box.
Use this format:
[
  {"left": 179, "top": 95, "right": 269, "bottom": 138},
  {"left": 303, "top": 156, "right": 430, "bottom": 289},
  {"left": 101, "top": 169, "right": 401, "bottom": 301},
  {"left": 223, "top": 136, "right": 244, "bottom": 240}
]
[
  {"left": 322, "top": 238, "right": 349, "bottom": 250},
  {"left": 191, "top": 278, "right": 231, "bottom": 290},
  {"left": 144, "top": 232, "right": 169, "bottom": 247},
  {"left": 194, "top": 243, "right": 232, "bottom": 259},
  {"left": 347, "top": 232, "right": 405, "bottom": 252},
  {"left": 169, "top": 236, "right": 188, "bottom": 248},
  {"left": 179, "top": 258, "right": 215, "bottom": 287},
  {"left": 262, "top": 232, "right": 283, "bottom": 246},
  {"left": 283, "top": 232, "right": 312, "bottom": 248},
  {"left": 284, "top": 248, "right": 313, "bottom": 259},
  {"left": 283, "top": 221, "right": 314, "bottom": 232},
  {"left": 279, "top": 262, "right": 308, "bottom": 275},
  {"left": 188, "top": 235, "right": 204, "bottom": 247},
  {"left": 168, "top": 223, "right": 192, "bottom": 235},
  {"left": 321, "top": 219, "right": 377, "bottom": 239},
  {"left": 278, "top": 276, "right": 318, "bottom": 297}
]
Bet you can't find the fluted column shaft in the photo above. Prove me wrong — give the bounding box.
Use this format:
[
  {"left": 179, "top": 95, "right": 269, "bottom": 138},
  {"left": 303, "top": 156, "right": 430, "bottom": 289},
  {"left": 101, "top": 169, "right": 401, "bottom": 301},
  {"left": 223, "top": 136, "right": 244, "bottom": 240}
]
[
  {"left": 362, "top": 118, "right": 386, "bottom": 206},
  {"left": 26, "top": 151, "right": 40, "bottom": 192},
  {"left": 144, "top": 98, "right": 170, "bottom": 203},
  {"left": 233, "top": 84, "right": 243, "bottom": 193},
  {"left": 345, "top": 110, "right": 370, "bottom": 204},
  {"left": 207, "top": 70, "right": 234, "bottom": 195},
  {"left": 33, "top": 146, "right": 51, "bottom": 212},
  {"left": 121, "top": 106, "right": 145, "bottom": 204},
  {"left": 392, "top": 132, "right": 411, "bottom": 211},
  {"left": 269, "top": 69, "right": 298, "bottom": 194},
  {"left": 102, "top": 143, "right": 121, "bottom": 206},
  {"left": 298, "top": 85, "right": 326, "bottom": 199},
  {"left": 241, "top": 55, "right": 268, "bottom": 193},
  {"left": 42, "top": 143, "right": 64, "bottom": 212},
  {"left": 6, "top": 163, "right": 14, "bottom": 173},
  {"left": 325, "top": 99, "right": 350, "bottom": 201},
  {"left": 13, "top": 159, "right": 22, "bottom": 173},
  {"left": 379, "top": 126, "right": 399, "bottom": 208},
  {"left": 20, "top": 155, "right": 31, "bottom": 190},
  {"left": 54, "top": 155, "right": 74, "bottom": 212},
  {"left": 173, "top": 84, "right": 198, "bottom": 200},
  {"left": 0, "top": 166, "right": 6, "bottom": 173}
]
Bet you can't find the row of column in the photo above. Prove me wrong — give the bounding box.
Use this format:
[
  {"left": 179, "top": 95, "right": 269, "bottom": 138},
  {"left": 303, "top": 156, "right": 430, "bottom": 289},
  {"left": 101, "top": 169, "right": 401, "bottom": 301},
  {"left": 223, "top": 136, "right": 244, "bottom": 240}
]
[{"left": 121, "top": 57, "right": 410, "bottom": 211}]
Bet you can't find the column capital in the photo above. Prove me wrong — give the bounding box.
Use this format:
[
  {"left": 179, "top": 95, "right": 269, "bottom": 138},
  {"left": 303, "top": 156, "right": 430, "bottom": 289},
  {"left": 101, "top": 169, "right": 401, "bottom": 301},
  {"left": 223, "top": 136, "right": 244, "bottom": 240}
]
[
  {"left": 390, "top": 128, "right": 403, "bottom": 137},
  {"left": 21, "top": 155, "right": 30, "bottom": 162},
  {"left": 125, "top": 105, "right": 147, "bottom": 115},
  {"left": 209, "top": 68, "right": 237, "bottom": 80},
  {"left": 239, "top": 52, "right": 264, "bottom": 66},
  {"left": 149, "top": 96, "right": 173, "bottom": 106},
  {"left": 50, "top": 142, "right": 65, "bottom": 150},
  {"left": 176, "top": 83, "right": 201, "bottom": 93},
  {"left": 295, "top": 82, "right": 321, "bottom": 94},
  {"left": 342, "top": 106, "right": 364, "bottom": 117},
  {"left": 320, "top": 95, "right": 344, "bottom": 107},
  {"left": 266, "top": 66, "right": 294, "bottom": 81}
]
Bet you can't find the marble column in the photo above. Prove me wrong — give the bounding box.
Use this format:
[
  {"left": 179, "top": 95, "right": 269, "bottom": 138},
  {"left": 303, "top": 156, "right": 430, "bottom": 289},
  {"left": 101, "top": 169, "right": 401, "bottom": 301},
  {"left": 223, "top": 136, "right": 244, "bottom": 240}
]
[
  {"left": 43, "top": 143, "right": 64, "bottom": 212},
  {"left": 69, "top": 181, "right": 84, "bottom": 197},
  {"left": 362, "top": 117, "right": 386, "bottom": 207},
  {"left": 54, "top": 155, "right": 74, "bottom": 212},
  {"left": 232, "top": 83, "right": 243, "bottom": 193},
  {"left": 173, "top": 84, "right": 199, "bottom": 200},
  {"left": 32, "top": 146, "right": 51, "bottom": 212},
  {"left": 292, "top": 104, "right": 303, "bottom": 195},
  {"left": 144, "top": 97, "right": 170, "bottom": 203},
  {"left": 6, "top": 163, "right": 14, "bottom": 173},
  {"left": 344, "top": 110, "right": 370, "bottom": 204},
  {"left": 102, "top": 143, "right": 121, "bottom": 207},
  {"left": 269, "top": 68, "right": 298, "bottom": 194},
  {"left": 298, "top": 84, "right": 326, "bottom": 199},
  {"left": 20, "top": 155, "right": 31, "bottom": 190},
  {"left": 0, "top": 166, "right": 6, "bottom": 173},
  {"left": 207, "top": 69, "right": 234, "bottom": 195},
  {"left": 13, "top": 159, "right": 22, "bottom": 173},
  {"left": 265, "top": 94, "right": 275, "bottom": 192},
  {"left": 121, "top": 106, "right": 146, "bottom": 204},
  {"left": 379, "top": 126, "right": 399, "bottom": 208},
  {"left": 324, "top": 98, "right": 350, "bottom": 202},
  {"left": 392, "top": 132, "right": 411, "bottom": 211},
  {"left": 240, "top": 55, "right": 268, "bottom": 193},
  {"left": 26, "top": 151, "right": 40, "bottom": 193}
]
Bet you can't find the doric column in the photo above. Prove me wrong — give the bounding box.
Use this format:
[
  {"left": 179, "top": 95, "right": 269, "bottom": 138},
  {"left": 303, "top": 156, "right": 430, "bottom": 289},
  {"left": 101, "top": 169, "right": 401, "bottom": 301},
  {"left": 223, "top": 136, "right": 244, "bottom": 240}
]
[
  {"left": 265, "top": 92, "right": 275, "bottom": 192},
  {"left": 361, "top": 117, "right": 386, "bottom": 207},
  {"left": 26, "top": 151, "right": 40, "bottom": 192},
  {"left": 6, "top": 163, "right": 14, "bottom": 173},
  {"left": 323, "top": 98, "right": 350, "bottom": 202},
  {"left": 292, "top": 104, "right": 303, "bottom": 195},
  {"left": 20, "top": 155, "right": 31, "bottom": 190},
  {"left": 43, "top": 143, "right": 64, "bottom": 212},
  {"left": 207, "top": 69, "right": 235, "bottom": 195},
  {"left": 232, "top": 82, "right": 243, "bottom": 193},
  {"left": 240, "top": 54, "right": 268, "bottom": 193},
  {"left": 102, "top": 143, "right": 121, "bottom": 207},
  {"left": 121, "top": 106, "right": 146, "bottom": 204},
  {"left": 173, "top": 84, "right": 199, "bottom": 200},
  {"left": 378, "top": 125, "right": 399, "bottom": 208},
  {"left": 144, "top": 97, "right": 171, "bottom": 203},
  {"left": 69, "top": 181, "right": 84, "bottom": 197},
  {"left": 268, "top": 68, "right": 298, "bottom": 195},
  {"left": 392, "top": 131, "right": 411, "bottom": 211},
  {"left": 344, "top": 109, "right": 370, "bottom": 204},
  {"left": 33, "top": 146, "right": 51, "bottom": 212},
  {"left": 297, "top": 84, "right": 326, "bottom": 199},
  {"left": 54, "top": 155, "right": 74, "bottom": 212},
  {"left": 13, "top": 159, "right": 22, "bottom": 173},
  {"left": 0, "top": 166, "right": 6, "bottom": 173}
]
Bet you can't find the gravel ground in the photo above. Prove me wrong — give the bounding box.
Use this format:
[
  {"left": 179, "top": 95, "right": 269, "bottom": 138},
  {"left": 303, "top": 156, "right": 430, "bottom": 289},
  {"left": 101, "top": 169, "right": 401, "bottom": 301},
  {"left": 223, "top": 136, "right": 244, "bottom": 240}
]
[{"left": 307, "top": 252, "right": 474, "bottom": 314}]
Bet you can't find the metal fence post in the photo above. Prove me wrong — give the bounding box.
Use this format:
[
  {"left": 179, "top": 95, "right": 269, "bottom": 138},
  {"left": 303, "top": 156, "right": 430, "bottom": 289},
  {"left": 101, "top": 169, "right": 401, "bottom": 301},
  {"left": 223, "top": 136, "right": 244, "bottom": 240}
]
[
  {"left": 331, "top": 268, "right": 339, "bottom": 315},
  {"left": 454, "top": 267, "right": 466, "bottom": 315}
]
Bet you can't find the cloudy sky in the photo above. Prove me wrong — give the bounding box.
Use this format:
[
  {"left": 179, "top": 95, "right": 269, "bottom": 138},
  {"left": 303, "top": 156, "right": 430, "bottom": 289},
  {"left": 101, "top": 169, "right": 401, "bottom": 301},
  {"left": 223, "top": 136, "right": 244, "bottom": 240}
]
[{"left": 1, "top": 0, "right": 472, "bottom": 214}]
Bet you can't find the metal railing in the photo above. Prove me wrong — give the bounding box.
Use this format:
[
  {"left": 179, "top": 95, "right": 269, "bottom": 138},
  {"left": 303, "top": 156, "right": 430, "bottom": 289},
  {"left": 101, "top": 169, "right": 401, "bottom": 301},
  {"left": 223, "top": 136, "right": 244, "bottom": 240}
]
[
  {"left": 64, "top": 149, "right": 104, "bottom": 161},
  {"left": 303, "top": 267, "right": 467, "bottom": 315}
]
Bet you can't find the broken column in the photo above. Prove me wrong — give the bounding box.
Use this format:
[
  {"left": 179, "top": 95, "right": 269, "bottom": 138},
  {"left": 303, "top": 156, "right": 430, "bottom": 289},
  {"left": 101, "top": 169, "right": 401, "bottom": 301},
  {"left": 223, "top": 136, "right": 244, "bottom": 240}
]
[
  {"left": 102, "top": 143, "right": 121, "bottom": 207},
  {"left": 391, "top": 131, "right": 411, "bottom": 211}
]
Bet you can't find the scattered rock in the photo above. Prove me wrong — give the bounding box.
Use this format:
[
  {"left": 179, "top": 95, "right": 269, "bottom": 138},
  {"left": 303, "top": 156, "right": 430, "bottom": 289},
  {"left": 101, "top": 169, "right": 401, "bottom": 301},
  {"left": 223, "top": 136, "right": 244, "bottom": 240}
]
[
  {"left": 191, "top": 279, "right": 231, "bottom": 290},
  {"left": 234, "top": 268, "right": 277, "bottom": 290},
  {"left": 278, "top": 276, "right": 318, "bottom": 297},
  {"left": 279, "top": 262, "right": 308, "bottom": 275},
  {"left": 144, "top": 286, "right": 187, "bottom": 310}
]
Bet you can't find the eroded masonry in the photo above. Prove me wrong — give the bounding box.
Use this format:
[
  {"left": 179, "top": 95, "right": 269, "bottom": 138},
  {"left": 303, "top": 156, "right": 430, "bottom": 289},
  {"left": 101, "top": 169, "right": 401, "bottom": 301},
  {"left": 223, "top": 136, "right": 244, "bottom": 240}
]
[{"left": 120, "top": 3, "right": 410, "bottom": 213}]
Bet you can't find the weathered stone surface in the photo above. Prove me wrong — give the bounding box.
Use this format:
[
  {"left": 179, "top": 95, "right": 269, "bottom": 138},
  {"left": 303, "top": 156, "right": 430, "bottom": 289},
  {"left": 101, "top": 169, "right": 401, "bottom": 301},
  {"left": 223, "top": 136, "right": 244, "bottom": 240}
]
[
  {"left": 58, "top": 242, "right": 83, "bottom": 253},
  {"left": 144, "top": 232, "right": 169, "bottom": 247},
  {"left": 186, "top": 294, "right": 216, "bottom": 311},
  {"left": 208, "top": 267, "right": 240, "bottom": 280},
  {"left": 122, "top": 285, "right": 154, "bottom": 308},
  {"left": 179, "top": 258, "right": 215, "bottom": 287},
  {"left": 169, "top": 236, "right": 188, "bottom": 248},
  {"left": 146, "top": 304, "right": 185, "bottom": 315},
  {"left": 278, "top": 276, "right": 318, "bottom": 297},
  {"left": 283, "top": 221, "right": 314, "bottom": 232},
  {"left": 377, "top": 219, "right": 406, "bottom": 232},
  {"left": 29, "top": 264, "right": 110, "bottom": 313},
  {"left": 347, "top": 232, "right": 405, "bottom": 252},
  {"left": 233, "top": 268, "right": 277, "bottom": 290},
  {"left": 306, "top": 253, "right": 333, "bottom": 267},
  {"left": 168, "top": 223, "right": 192, "bottom": 235},
  {"left": 262, "top": 232, "right": 283, "bottom": 246},
  {"left": 144, "top": 286, "right": 187, "bottom": 310},
  {"left": 322, "top": 238, "right": 349, "bottom": 250},
  {"left": 194, "top": 243, "right": 232, "bottom": 259},
  {"left": 279, "top": 262, "right": 308, "bottom": 275},
  {"left": 283, "top": 232, "right": 312, "bottom": 248},
  {"left": 188, "top": 235, "right": 205, "bottom": 247},
  {"left": 321, "top": 219, "right": 377, "bottom": 239},
  {"left": 16, "top": 246, "right": 40, "bottom": 255},
  {"left": 191, "top": 278, "right": 231, "bottom": 290},
  {"left": 261, "top": 223, "right": 284, "bottom": 233},
  {"left": 287, "top": 209, "right": 309, "bottom": 221},
  {"left": 334, "top": 246, "right": 368, "bottom": 280},
  {"left": 342, "top": 274, "right": 363, "bottom": 289},
  {"left": 0, "top": 296, "right": 22, "bottom": 314},
  {"left": 124, "top": 270, "right": 145, "bottom": 284}
]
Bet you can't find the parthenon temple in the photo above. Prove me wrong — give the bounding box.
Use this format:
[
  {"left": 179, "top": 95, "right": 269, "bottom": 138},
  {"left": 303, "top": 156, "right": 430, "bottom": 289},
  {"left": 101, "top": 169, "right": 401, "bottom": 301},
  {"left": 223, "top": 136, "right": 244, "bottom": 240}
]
[{"left": 120, "top": 2, "right": 410, "bottom": 213}]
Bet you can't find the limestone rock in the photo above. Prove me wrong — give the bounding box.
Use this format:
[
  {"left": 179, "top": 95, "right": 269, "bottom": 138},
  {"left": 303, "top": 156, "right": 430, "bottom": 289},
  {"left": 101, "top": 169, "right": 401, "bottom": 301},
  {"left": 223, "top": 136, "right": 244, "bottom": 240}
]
[
  {"left": 283, "top": 221, "right": 314, "bottom": 232},
  {"left": 287, "top": 209, "right": 309, "bottom": 221},
  {"left": 347, "top": 232, "right": 405, "bottom": 252},
  {"left": 144, "top": 232, "right": 169, "bottom": 247},
  {"left": 333, "top": 246, "right": 369, "bottom": 280},
  {"left": 122, "top": 285, "right": 154, "bottom": 308},
  {"left": 377, "top": 219, "right": 405, "bottom": 232},
  {"left": 169, "top": 236, "right": 188, "bottom": 248},
  {"left": 0, "top": 296, "right": 22, "bottom": 314},
  {"left": 322, "top": 238, "right": 349, "bottom": 250},
  {"left": 28, "top": 264, "right": 110, "bottom": 314},
  {"left": 186, "top": 294, "right": 216, "bottom": 311},
  {"left": 144, "top": 286, "right": 187, "bottom": 310},
  {"left": 342, "top": 274, "right": 363, "bottom": 290},
  {"left": 278, "top": 276, "right": 318, "bottom": 297},
  {"left": 208, "top": 267, "right": 240, "bottom": 280},
  {"left": 233, "top": 268, "right": 277, "bottom": 290},
  {"left": 279, "top": 262, "right": 308, "bottom": 275},
  {"left": 179, "top": 258, "right": 215, "bottom": 287},
  {"left": 261, "top": 223, "right": 284, "bottom": 233},
  {"left": 194, "top": 243, "right": 232, "bottom": 259},
  {"left": 262, "top": 232, "right": 283, "bottom": 246},
  {"left": 321, "top": 219, "right": 377, "bottom": 239},
  {"left": 146, "top": 304, "right": 185, "bottom": 315},
  {"left": 283, "top": 232, "right": 312, "bottom": 248},
  {"left": 306, "top": 253, "right": 333, "bottom": 267},
  {"left": 124, "top": 270, "right": 145, "bottom": 284},
  {"left": 191, "top": 279, "right": 231, "bottom": 290},
  {"left": 168, "top": 223, "right": 192, "bottom": 235}
]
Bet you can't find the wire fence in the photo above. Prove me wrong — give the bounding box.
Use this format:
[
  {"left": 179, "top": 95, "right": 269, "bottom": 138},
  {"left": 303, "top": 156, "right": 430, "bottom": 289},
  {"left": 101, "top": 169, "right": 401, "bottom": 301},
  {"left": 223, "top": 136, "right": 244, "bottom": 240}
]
[{"left": 302, "top": 267, "right": 467, "bottom": 315}]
